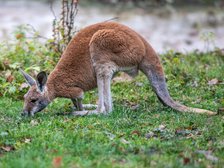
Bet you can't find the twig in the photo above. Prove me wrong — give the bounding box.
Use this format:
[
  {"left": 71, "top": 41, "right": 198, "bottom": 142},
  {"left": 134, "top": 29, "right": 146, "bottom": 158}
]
[
  {"left": 26, "top": 24, "right": 49, "bottom": 40},
  {"left": 49, "top": 0, "right": 79, "bottom": 54},
  {"left": 104, "top": 17, "right": 119, "bottom": 22}
]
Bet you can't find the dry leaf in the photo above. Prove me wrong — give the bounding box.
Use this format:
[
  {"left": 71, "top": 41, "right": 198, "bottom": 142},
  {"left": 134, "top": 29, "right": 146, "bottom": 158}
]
[
  {"left": 159, "top": 124, "right": 166, "bottom": 130},
  {"left": 3, "top": 60, "right": 10, "bottom": 67},
  {"left": 1, "top": 145, "right": 15, "bottom": 152},
  {"left": 19, "top": 83, "right": 29, "bottom": 91},
  {"left": 145, "top": 131, "right": 154, "bottom": 139},
  {"left": 131, "top": 130, "right": 141, "bottom": 136},
  {"left": 120, "top": 138, "right": 130, "bottom": 144},
  {"left": 105, "top": 132, "right": 115, "bottom": 140},
  {"left": 196, "top": 150, "right": 218, "bottom": 162},
  {"left": 154, "top": 114, "right": 160, "bottom": 118},
  {"left": 6, "top": 75, "right": 14, "bottom": 83},
  {"left": 130, "top": 104, "right": 139, "bottom": 110},
  {"left": 16, "top": 33, "right": 25, "bottom": 39},
  {"left": 208, "top": 78, "right": 219, "bottom": 86},
  {"left": 183, "top": 157, "right": 190, "bottom": 165},
  {"left": 154, "top": 124, "right": 166, "bottom": 132},
  {"left": 30, "top": 120, "right": 39, "bottom": 126},
  {"left": 51, "top": 149, "right": 58, "bottom": 154},
  {"left": 24, "top": 138, "right": 32, "bottom": 143},
  {"left": 52, "top": 156, "right": 62, "bottom": 168}
]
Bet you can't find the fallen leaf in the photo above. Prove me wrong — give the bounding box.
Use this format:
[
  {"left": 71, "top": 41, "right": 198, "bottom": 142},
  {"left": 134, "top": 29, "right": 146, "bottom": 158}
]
[
  {"left": 131, "top": 130, "right": 141, "bottom": 136},
  {"left": 196, "top": 150, "right": 218, "bottom": 162},
  {"left": 154, "top": 114, "right": 160, "bottom": 118},
  {"left": 30, "top": 120, "right": 39, "bottom": 126},
  {"left": 51, "top": 149, "right": 58, "bottom": 154},
  {"left": 185, "top": 126, "right": 197, "bottom": 131},
  {"left": 3, "top": 60, "right": 10, "bottom": 68},
  {"left": 23, "top": 138, "right": 32, "bottom": 143},
  {"left": 19, "top": 83, "right": 29, "bottom": 90},
  {"left": 118, "top": 133, "right": 125, "bottom": 138},
  {"left": 16, "top": 33, "right": 25, "bottom": 39},
  {"left": 154, "top": 124, "right": 166, "bottom": 132},
  {"left": 183, "top": 157, "right": 190, "bottom": 165},
  {"left": 105, "top": 132, "right": 116, "bottom": 140},
  {"left": 1, "top": 145, "right": 15, "bottom": 152},
  {"left": 191, "top": 80, "right": 198, "bottom": 87},
  {"left": 52, "top": 156, "right": 62, "bottom": 168},
  {"left": 159, "top": 124, "right": 166, "bottom": 130},
  {"left": 120, "top": 138, "right": 130, "bottom": 144},
  {"left": 6, "top": 75, "right": 14, "bottom": 83},
  {"left": 130, "top": 104, "right": 139, "bottom": 110},
  {"left": 145, "top": 131, "right": 154, "bottom": 139},
  {"left": 208, "top": 78, "right": 219, "bottom": 86}
]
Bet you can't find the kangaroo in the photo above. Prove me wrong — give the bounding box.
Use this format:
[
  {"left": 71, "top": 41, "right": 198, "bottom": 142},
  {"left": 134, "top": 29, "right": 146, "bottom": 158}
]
[{"left": 20, "top": 22, "right": 217, "bottom": 116}]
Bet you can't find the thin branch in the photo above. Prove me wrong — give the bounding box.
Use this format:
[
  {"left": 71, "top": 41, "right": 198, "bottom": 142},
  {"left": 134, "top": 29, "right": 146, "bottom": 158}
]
[
  {"left": 26, "top": 24, "right": 49, "bottom": 40},
  {"left": 104, "top": 17, "right": 119, "bottom": 22}
]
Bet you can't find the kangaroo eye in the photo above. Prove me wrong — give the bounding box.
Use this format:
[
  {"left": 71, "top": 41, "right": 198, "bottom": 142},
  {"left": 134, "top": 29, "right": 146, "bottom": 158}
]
[{"left": 31, "top": 99, "right": 37, "bottom": 103}]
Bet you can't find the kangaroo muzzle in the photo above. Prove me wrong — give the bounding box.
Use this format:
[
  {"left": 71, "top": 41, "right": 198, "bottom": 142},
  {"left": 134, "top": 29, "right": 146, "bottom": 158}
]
[{"left": 21, "top": 110, "right": 35, "bottom": 117}]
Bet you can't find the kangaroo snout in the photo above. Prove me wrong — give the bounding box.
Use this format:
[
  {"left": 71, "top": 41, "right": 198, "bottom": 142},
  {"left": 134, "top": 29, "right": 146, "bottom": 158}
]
[
  {"left": 21, "top": 110, "right": 29, "bottom": 117},
  {"left": 21, "top": 110, "right": 34, "bottom": 117}
]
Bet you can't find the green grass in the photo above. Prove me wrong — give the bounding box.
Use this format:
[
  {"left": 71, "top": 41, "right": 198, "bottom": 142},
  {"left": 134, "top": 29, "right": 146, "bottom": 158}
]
[{"left": 0, "top": 52, "right": 224, "bottom": 168}]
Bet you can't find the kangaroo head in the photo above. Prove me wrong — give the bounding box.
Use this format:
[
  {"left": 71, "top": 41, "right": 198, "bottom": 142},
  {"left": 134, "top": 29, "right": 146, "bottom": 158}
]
[{"left": 20, "top": 69, "right": 50, "bottom": 116}]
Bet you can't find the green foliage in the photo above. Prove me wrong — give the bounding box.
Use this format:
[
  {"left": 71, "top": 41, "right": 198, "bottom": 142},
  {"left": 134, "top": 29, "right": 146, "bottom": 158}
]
[
  {"left": 0, "top": 25, "right": 59, "bottom": 98},
  {"left": 0, "top": 31, "right": 224, "bottom": 167}
]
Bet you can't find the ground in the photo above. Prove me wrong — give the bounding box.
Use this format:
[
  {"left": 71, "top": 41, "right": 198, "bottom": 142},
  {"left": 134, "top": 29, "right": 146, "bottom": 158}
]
[{"left": 0, "top": 52, "right": 224, "bottom": 168}]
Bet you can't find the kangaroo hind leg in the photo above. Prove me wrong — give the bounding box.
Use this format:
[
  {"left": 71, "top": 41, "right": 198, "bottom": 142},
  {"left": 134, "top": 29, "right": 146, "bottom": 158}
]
[{"left": 95, "top": 62, "right": 117, "bottom": 114}]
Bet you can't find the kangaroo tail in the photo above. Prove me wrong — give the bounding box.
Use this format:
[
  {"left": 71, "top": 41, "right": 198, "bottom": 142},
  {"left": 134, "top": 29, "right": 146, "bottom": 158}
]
[
  {"left": 140, "top": 44, "right": 217, "bottom": 115},
  {"left": 149, "top": 72, "right": 216, "bottom": 115}
]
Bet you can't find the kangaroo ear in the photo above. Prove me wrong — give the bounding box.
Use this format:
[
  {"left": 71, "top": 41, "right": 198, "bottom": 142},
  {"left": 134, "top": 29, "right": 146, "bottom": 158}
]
[
  {"left": 36, "top": 71, "right": 48, "bottom": 92},
  {"left": 19, "top": 69, "right": 36, "bottom": 86}
]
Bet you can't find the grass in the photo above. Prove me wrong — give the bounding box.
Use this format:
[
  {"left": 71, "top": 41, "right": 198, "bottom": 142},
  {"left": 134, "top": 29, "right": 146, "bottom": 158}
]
[{"left": 0, "top": 51, "right": 224, "bottom": 168}]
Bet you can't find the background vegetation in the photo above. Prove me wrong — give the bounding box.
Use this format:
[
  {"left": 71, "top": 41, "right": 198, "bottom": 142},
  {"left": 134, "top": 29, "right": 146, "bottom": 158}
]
[
  {"left": 0, "top": 0, "right": 224, "bottom": 167},
  {"left": 81, "top": 0, "right": 224, "bottom": 6}
]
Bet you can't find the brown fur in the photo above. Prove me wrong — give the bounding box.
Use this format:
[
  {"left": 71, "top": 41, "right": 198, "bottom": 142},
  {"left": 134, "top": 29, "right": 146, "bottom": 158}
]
[{"left": 21, "top": 22, "right": 217, "bottom": 116}]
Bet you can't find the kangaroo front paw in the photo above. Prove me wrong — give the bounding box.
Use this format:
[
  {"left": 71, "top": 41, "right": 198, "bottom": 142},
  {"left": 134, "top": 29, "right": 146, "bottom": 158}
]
[
  {"left": 83, "top": 104, "right": 98, "bottom": 110},
  {"left": 71, "top": 110, "right": 89, "bottom": 116},
  {"left": 71, "top": 110, "right": 100, "bottom": 116}
]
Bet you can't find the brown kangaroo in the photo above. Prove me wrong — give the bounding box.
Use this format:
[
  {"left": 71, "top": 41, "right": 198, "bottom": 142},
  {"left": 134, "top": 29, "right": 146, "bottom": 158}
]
[{"left": 20, "top": 22, "right": 217, "bottom": 116}]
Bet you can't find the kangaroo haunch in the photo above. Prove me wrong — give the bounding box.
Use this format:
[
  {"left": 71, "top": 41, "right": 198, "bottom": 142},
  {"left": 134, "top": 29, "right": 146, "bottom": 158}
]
[{"left": 20, "top": 22, "right": 217, "bottom": 116}]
